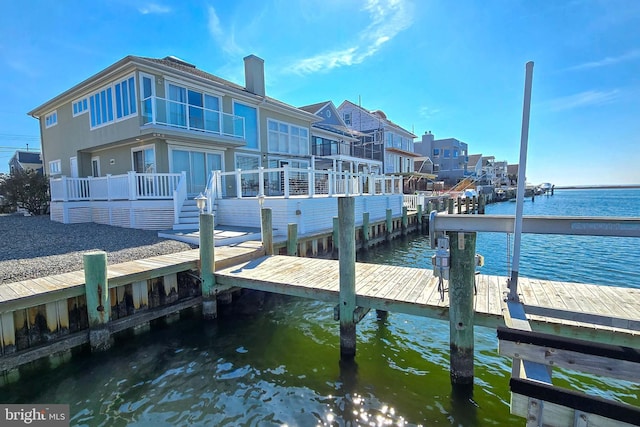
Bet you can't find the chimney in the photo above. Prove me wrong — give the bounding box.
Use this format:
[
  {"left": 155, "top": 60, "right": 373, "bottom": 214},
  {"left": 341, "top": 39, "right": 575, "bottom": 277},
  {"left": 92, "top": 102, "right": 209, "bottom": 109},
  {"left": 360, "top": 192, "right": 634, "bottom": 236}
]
[{"left": 244, "top": 55, "right": 265, "bottom": 97}]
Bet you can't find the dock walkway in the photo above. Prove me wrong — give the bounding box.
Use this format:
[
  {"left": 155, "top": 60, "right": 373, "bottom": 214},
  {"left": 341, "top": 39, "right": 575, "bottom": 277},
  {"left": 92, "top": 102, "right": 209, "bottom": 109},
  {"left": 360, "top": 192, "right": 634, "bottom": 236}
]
[{"left": 215, "top": 255, "right": 640, "bottom": 345}]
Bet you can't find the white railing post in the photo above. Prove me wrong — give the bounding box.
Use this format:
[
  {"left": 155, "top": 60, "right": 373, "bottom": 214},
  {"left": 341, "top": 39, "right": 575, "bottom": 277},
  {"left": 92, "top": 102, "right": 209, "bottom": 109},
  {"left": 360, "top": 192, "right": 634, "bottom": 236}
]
[
  {"left": 259, "top": 167, "right": 265, "bottom": 197},
  {"left": 359, "top": 172, "right": 364, "bottom": 196},
  {"left": 61, "top": 176, "right": 69, "bottom": 202},
  {"left": 328, "top": 170, "right": 334, "bottom": 196},
  {"left": 106, "top": 174, "right": 112, "bottom": 201},
  {"left": 308, "top": 167, "right": 315, "bottom": 198},
  {"left": 88, "top": 176, "right": 94, "bottom": 201},
  {"left": 369, "top": 173, "right": 375, "bottom": 195},
  {"left": 128, "top": 171, "right": 137, "bottom": 200},
  {"left": 236, "top": 169, "right": 243, "bottom": 198},
  {"left": 216, "top": 171, "right": 223, "bottom": 199},
  {"left": 345, "top": 172, "right": 351, "bottom": 196},
  {"left": 283, "top": 164, "right": 290, "bottom": 198},
  {"left": 398, "top": 175, "right": 403, "bottom": 194}
]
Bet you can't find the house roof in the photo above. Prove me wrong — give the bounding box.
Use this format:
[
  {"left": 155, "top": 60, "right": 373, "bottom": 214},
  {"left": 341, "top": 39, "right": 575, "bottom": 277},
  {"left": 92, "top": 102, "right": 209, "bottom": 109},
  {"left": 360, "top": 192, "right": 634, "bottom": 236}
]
[
  {"left": 386, "top": 147, "right": 421, "bottom": 157},
  {"left": 338, "top": 100, "right": 417, "bottom": 138},
  {"left": 507, "top": 164, "right": 519, "bottom": 175},
  {"left": 467, "top": 154, "right": 483, "bottom": 168},
  {"left": 299, "top": 101, "right": 331, "bottom": 114},
  {"left": 13, "top": 151, "right": 42, "bottom": 164}
]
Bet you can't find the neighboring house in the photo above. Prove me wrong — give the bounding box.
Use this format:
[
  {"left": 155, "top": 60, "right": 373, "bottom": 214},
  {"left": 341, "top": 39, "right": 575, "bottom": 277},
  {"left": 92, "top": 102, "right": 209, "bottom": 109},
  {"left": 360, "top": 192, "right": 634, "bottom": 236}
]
[
  {"left": 337, "top": 100, "right": 418, "bottom": 175},
  {"left": 9, "top": 150, "right": 43, "bottom": 175},
  {"left": 466, "top": 154, "right": 483, "bottom": 179},
  {"left": 507, "top": 164, "right": 519, "bottom": 185},
  {"left": 28, "top": 54, "right": 320, "bottom": 229},
  {"left": 414, "top": 131, "right": 468, "bottom": 186},
  {"left": 299, "top": 101, "right": 382, "bottom": 174}
]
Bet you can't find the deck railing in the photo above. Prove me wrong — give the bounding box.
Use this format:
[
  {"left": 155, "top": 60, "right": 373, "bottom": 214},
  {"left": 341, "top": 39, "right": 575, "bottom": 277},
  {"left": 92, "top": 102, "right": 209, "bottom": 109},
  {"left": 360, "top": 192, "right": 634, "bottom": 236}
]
[
  {"left": 50, "top": 172, "right": 183, "bottom": 202},
  {"left": 209, "top": 166, "right": 404, "bottom": 199}
]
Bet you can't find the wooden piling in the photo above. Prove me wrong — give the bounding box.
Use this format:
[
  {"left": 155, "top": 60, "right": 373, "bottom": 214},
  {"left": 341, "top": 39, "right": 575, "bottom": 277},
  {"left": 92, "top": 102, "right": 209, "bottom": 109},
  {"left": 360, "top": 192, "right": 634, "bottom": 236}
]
[
  {"left": 261, "top": 208, "right": 273, "bottom": 256},
  {"left": 199, "top": 213, "right": 217, "bottom": 319},
  {"left": 417, "top": 205, "right": 424, "bottom": 234},
  {"left": 332, "top": 216, "right": 339, "bottom": 258},
  {"left": 448, "top": 231, "right": 477, "bottom": 386},
  {"left": 363, "top": 212, "right": 370, "bottom": 249},
  {"left": 478, "top": 195, "right": 485, "bottom": 214},
  {"left": 401, "top": 207, "right": 408, "bottom": 235},
  {"left": 457, "top": 197, "right": 462, "bottom": 214},
  {"left": 83, "top": 251, "right": 112, "bottom": 351},
  {"left": 386, "top": 209, "right": 393, "bottom": 241},
  {"left": 465, "top": 198, "right": 471, "bottom": 214},
  {"left": 338, "top": 197, "right": 356, "bottom": 360},
  {"left": 472, "top": 196, "right": 478, "bottom": 213},
  {"left": 448, "top": 198, "right": 454, "bottom": 214},
  {"left": 287, "top": 223, "right": 298, "bottom": 256}
]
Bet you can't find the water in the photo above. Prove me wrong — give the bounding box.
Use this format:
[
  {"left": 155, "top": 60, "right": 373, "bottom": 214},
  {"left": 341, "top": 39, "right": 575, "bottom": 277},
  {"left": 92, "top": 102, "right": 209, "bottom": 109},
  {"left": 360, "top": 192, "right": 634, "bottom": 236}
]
[{"left": 1, "top": 189, "right": 638, "bottom": 426}]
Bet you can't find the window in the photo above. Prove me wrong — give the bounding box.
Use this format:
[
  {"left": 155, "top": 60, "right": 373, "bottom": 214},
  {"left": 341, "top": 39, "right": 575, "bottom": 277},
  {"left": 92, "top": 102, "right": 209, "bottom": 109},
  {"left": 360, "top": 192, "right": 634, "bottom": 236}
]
[
  {"left": 234, "top": 102, "right": 257, "bottom": 149},
  {"left": 91, "top": 157, "right": 100, "bottom": 177},
  {"left": 132, "top": 145, "right": 156, "bottom": 173},
  {"left": 433, "top": 148, "right": 440, "bottom": 157},
  {"left": 444, "top": 149, "right": 451, "bottom": 158},
  {"left": 344, "top": 113, "right": 351, "bottom": 125},
  {"left": 453, "top": 149, "right": 459, "bottom": 158},
  {"left": 267, "top": 119, "right": 309, "bottom": 155},
  {"left": 45, "top": 111, "right": 58, "bottom": 128},
  {"left": 140, "top": 74, "right": 155, "bottom": 123},
  {"left": 73, "top": 99, "right": 88, "bottom": 116},
  {"left": 49, "top": 159, "right": 61, "bottom": 175},
  {"left": 114, "top": 76, "right": 136, "bottom": 119},
  {"left": 89, "top": 74, "right": 137, "bottom": 129}
]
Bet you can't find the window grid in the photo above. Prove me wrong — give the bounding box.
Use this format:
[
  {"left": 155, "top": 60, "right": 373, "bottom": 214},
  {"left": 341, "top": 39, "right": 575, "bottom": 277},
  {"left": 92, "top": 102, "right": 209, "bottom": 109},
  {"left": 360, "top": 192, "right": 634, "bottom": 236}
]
[
  {"left": 267, "top": 119, "right": 309, "bottom": 155},
  {"left": 45, "top": 111, "right": 58, "bottom": 128}
]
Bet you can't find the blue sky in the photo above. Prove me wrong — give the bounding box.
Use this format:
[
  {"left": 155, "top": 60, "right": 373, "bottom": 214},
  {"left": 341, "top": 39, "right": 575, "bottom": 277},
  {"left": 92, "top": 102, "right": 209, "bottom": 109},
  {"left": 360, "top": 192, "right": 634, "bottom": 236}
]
[{"left": 1, "top": 0, "right": 639, "bottom": 185}]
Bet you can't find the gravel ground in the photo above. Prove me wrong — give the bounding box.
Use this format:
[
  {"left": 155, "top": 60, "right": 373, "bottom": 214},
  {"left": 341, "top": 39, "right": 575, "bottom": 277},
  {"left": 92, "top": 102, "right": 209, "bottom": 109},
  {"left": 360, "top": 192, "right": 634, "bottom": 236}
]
[{"left": 0, "top": 214, "right": 195, "bottom": 284}]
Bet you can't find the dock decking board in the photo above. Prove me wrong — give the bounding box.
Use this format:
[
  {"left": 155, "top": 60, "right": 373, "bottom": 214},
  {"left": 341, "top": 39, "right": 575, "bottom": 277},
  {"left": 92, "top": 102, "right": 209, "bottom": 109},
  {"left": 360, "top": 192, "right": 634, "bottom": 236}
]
[{"left": 215, "top": 256, "right": 640, "bottom": 342}]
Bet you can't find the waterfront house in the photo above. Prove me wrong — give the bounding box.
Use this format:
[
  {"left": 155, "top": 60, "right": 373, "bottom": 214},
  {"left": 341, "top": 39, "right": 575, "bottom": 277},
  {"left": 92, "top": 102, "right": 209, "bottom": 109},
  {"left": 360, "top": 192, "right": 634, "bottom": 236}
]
[
  {"left": 337, "top": 100, "right": 419, "bottom": 175},
  {"left": 299, "top": 101, "right": 382, "bottom": 175},
  {"left": 28, "top": 55, "right": 405, "bottom": 232},
  {"left": 8, "top": 150, "right": 43, "bottom": 175},
  {"left": 414, "top": 131, "right": 469, "bottom": 186}
]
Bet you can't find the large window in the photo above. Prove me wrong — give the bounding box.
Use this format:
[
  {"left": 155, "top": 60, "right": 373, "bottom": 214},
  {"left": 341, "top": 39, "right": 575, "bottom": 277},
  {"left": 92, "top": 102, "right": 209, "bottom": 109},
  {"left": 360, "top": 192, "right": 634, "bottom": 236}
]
[
  {"left": 90, "top": 74, "right": 137, "bottom": 129},
  {"left": 267, "top": 119, "right": 308, "bottom": 155},
  {"left": 234, "top": 102, "right": 258, "bottom": 149},
  {"left": 236, "top": 154, "right": 260, "bottom": 196},
  {"left": 132, "top": 145, "right": 156, "bottom": 174}
]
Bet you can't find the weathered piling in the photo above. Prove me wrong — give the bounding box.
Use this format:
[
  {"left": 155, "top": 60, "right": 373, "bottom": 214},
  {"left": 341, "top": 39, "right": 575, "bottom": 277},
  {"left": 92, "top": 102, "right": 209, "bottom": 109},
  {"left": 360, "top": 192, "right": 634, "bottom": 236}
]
[
  {"left": 200, "top": 213, "right": 217, "bottom": 319},
  {"left": 332, "top": 216, "right": 339, "bottom": 258},
  {"left": 401, "top": 207, "right": 408, "bottom": 235},
  {"left": 448, "top": 231, "right": 476, "bottom": 386},
  {"left": 83, "top": 251, "right": 112, "bottom": 351},
  {"left": 448, "top": 198, "right": 454, "bottom": 214},
  {"left": 362, "top": 212, "right": 370, "bottom": 248},
  {"left": 417, "top": 205, "right": 424, "bottom": 234},
  {"left": 338, "top": 197, "right": 356, "bottom": 360},
  {"left": 457, "top": 197, "right": 462, "bottom": 214},
  {"left": 261, "top": 207, "right": 273, "bottom": 256},
  {"left": 386, "top": 209, "right": 393, "bottom": 241},
  {"left": 478, "top": 195, "right": 486, "bottom": 214},
  {"left": 287, "top": 223, "right": 298, "bottom": 256}
]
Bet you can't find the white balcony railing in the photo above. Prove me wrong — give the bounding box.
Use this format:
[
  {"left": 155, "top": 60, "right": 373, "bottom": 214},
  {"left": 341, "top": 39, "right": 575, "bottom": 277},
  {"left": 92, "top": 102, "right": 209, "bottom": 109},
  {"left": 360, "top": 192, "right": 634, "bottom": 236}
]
[
  {"left": 209, "top": 166, "right": 404, "bottom": 199},
  {"left": 50, "top": 172, "right": 183, "bottom": 202},
  {"left": 140, "top": 96, "right": 245, "bottom": 139}
]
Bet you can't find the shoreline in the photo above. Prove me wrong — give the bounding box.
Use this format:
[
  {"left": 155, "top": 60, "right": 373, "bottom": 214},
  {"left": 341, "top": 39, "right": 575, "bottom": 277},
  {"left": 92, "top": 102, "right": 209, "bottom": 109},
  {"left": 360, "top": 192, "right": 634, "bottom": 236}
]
[{"left": 554, "top": 184, "right": 640, "bottom": 190}]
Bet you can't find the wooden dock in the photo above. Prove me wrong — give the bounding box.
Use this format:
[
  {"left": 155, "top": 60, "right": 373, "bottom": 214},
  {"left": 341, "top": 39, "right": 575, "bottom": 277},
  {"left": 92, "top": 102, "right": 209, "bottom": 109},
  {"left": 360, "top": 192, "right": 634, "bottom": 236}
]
[{"left": 215, "top": 255, "right": 640, "bottom": 346}]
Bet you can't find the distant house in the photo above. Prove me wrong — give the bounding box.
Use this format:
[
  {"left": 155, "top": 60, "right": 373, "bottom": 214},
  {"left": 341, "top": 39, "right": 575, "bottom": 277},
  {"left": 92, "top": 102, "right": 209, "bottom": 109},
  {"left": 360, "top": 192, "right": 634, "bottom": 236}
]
[
  {"left": 337, "top": 100, "right": 418, "bottom": 175},
  {"left": 299, "top": 101, "right": 382, "bottom": 174},
  {"left": 414, "top": 131, "right": 469, "bottom": 186},
  {"left": 9, "top": 150, "right": 43, "bottom": 175},
  {"left": 507, "top": 164, "right": 519, "bottom": 185},
  {"left": 27, "top": 54, "right": 321, "bottom": 228}
]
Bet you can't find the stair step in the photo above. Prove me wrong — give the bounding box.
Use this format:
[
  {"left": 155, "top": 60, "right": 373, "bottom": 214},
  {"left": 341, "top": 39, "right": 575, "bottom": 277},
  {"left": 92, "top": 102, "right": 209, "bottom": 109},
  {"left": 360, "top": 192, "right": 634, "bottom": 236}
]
[{"left": 180, "top": 211, "right": 200, "bottom": 218}]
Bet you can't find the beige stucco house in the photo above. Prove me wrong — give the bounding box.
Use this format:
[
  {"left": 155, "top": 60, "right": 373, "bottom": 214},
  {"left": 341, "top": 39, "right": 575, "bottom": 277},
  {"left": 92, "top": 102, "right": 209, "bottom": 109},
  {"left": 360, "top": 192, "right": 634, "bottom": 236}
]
[{"left": 28, "top": 54, "right": 321, "bottom": 229}]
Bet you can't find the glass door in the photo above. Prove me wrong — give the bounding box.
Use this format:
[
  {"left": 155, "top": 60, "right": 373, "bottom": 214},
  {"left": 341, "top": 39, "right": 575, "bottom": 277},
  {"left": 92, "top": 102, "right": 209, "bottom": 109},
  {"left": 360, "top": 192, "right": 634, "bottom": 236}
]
[{"left": 171, "top": 149, "right": 222, "bottom": 195}]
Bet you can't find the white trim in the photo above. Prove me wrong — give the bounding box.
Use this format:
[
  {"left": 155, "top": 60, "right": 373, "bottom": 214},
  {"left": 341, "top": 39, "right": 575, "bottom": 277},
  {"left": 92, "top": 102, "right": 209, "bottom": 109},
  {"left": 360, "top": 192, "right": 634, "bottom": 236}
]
[
  {"left": 72, "top": 98, "right": 89, "bottom": 117},
  {"left": 131, "top": 144, "right": 156, "bottom": 173},
  {"left": 49, "top": 159, "right": 61, "bottom": 175},
  {"left": 139, "top": 72, "right": 156, "bottom": 98},
  {"left": 70, "top": 156, "right": 78, "bottom": 178},
  {"left": 45, "top": 110, "right": 58, "bottom": 128},
  {"left": 89, "top": 72, "right": 138, "bottom": 130}
]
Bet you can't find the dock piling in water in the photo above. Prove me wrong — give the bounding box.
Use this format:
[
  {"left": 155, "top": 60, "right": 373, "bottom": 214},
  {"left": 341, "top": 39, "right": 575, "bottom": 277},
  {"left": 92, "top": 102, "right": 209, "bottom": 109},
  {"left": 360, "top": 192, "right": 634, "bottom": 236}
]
[
  {"left": 448, "top": 231, "right": 476, "bottom": 386},
  {"left": 287, "top": 223, "right": 298, "bottom": 256},
  {"left": 83, "top": 251, "right": 112, "bottom": 351},
  {"left": 338, "top": 197, "right": 356, "bottom": 360},
  {"left": 199, "top": 213, "right": 217, "bottom": 319},
  {"left": 261, "top": 208, "right": 273, "bottom": 256}
]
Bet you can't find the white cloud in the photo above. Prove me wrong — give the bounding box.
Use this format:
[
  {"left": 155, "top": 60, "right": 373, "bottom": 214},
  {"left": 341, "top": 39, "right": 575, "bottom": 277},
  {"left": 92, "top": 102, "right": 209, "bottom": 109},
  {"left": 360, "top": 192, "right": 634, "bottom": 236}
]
[
  {"left": 546, "top": 89, "right": 620, "bottom": 111},
  {"left": 290, "top": 0, "right": 414, "bottom": 75},
  {"left": 418, "top": 106, "right": 440, "bottom": 119},
  {"left": 207, "top": 6, "right": 242, "bottom": 55},
  {"left": 138, "top": 3, "right": 171, "bottom": 15},
  {"left": 567, "top": 49, "right": 640, "bottom": 71}
]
